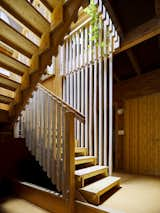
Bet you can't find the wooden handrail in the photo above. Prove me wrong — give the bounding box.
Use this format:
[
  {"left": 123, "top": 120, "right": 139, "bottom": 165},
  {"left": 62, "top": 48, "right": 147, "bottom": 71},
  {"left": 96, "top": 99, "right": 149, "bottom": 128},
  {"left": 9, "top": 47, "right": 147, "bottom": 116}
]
[{"left": 38, "top": 83, "right": 85, "bottom": 123}]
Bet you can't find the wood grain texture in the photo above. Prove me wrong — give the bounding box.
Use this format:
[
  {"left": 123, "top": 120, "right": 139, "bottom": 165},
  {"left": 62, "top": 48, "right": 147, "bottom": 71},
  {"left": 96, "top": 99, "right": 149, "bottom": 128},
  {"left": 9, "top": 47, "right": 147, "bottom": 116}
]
[{"left": 123, "top": 93, "right": 160, "bottom": 176}]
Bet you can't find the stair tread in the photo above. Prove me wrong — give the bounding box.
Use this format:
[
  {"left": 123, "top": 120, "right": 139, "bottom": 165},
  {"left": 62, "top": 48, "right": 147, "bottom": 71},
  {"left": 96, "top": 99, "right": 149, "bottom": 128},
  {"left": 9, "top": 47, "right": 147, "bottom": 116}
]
[
  {"left": 0, "top": 20, "right": 38, "bottom": 58},
  {"left": 80, "top": 176, "right": 120, "bottom": 195},
  {"left": 75, "top": 147, "right": 88, "bottom": 153},
  {"left": 75, "top": 165, "right": 107, "bottom": 177},
  {"left": 75, "top": 156, "right": 96, "bottom": 165},
  {"left": 0, "top": 52, "right": 28, "bottom": 75},
  {"left": 1, "top": 0, "right": 50, "bottom": 36}
]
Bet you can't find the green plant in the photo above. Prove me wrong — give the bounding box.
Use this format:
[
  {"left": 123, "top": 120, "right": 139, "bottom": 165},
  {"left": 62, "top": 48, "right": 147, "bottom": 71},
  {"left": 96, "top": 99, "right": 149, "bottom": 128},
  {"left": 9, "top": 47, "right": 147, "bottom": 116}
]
[{"left": 84, "top": 0, "right": 110, "bottom": 56}]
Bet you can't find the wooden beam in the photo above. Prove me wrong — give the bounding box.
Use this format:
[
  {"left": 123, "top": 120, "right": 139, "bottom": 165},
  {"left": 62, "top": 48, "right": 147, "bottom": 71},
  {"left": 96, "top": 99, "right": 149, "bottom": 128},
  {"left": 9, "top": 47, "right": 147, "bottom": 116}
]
[
  {"left": 0, "top": 74, "right": 20, "bottom": 91},
  {"left": 155, "top": 0, "right": 160, "bottom": 17},
  {"left": 1, "top": 0, "right": 50, "bottom": 37},
  {"left": 0, "top": 103, "right": 9, "bottom": 111},
  {"left": 104, "top": 0, "right": 142, "bottom": 75},
  {"left": 0, "top": 87, "right": 15, "bottom": 99},
  {"left": 0, "top": 52, "right": 29, "bottom": 76},
  {"left": 114, "top": 68, "right": 160, "bottom": 101},
  {"left": 126, "top": 49, "right": 141, "bottom": 75},
  {"left": 0, "top": 19, "right": 38, "bottom": 58},
  {"left": 0, "top": 94, "right": 13, "bottom": 104},
  {"left": 116, "top": 18, "right": 160, "bottom": 54}
]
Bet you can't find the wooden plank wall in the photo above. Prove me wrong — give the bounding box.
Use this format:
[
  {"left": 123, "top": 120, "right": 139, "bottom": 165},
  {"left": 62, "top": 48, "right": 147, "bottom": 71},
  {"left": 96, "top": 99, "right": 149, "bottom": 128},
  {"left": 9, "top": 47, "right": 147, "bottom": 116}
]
[{"left": 123, "top": 93, "right": 160, "bottom": 176}]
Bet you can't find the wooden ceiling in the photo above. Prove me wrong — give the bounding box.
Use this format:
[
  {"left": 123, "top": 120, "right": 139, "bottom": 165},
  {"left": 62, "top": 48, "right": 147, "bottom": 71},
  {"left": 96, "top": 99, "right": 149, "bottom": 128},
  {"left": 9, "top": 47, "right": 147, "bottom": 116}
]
[{"left": 103, "top": 0, "right": 160, "bottom": 82}]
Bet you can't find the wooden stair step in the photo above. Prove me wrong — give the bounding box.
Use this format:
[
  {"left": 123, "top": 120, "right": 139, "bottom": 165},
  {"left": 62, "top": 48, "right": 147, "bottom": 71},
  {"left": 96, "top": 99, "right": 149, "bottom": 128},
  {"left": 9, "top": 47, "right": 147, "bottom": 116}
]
[
  {"left": 0, "top": 20, "right": 39, "bottom": 58},
  {"left": 75, "top": 147, "right": 88, "bottom": 155},
  {"left": 0, "top": 75, "right": 20, "bottom": 91},
  {"left": 40, "top": 0, "right": 57, "bottom": 11},
  {"left": 75, "top": 165, "right": 108, "bottom": 187},
  {"left": 0, "top": 94, "right": 13, "bottom": 104},
  {"left": 80, "top": 176, "right": 120, "bottom": 205},
  {"left": 1, "top": 0, "right": 50, "bottom": 37},
  {"left": 75, "top": 156, "right": 96, "bottom": 166},
  {"left": 0, "top": 52, "right": 29, "bottom": 76}
]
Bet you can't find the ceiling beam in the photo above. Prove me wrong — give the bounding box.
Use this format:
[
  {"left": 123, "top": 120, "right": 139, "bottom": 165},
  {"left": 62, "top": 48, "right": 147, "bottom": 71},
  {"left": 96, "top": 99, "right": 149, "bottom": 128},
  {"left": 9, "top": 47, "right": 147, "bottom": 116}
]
[
  {"left": 116, "top": 18, "right": 160, "bottom": 54},
  {"left": 155, "top": 0, "right": 160, "bottom": 17},
  {"left": 104, "top": 0, "right": 142, "bottom": 75},
  {"left": 126, "top": 49, "right": 141, "bottom": 75},
  {"left": 114, "top": 68, "right": 160, "bottom": 101}
]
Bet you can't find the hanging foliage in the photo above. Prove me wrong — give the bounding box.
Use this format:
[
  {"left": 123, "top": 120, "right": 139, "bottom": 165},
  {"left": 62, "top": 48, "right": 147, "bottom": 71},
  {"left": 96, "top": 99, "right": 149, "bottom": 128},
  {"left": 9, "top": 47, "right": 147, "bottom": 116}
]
[{"left": 84, "top": 0, "right": 110, "bottom": 56}]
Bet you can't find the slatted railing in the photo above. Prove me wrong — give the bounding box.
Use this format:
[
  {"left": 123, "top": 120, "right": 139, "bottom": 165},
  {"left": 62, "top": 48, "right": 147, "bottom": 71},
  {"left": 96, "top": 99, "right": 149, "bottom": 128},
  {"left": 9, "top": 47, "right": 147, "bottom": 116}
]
[
  {"left": 59, "top": 0, "right": 120, "bottom": 174},
  {"left": 14, "top": 83, "right": 85, "bottom": 212}
]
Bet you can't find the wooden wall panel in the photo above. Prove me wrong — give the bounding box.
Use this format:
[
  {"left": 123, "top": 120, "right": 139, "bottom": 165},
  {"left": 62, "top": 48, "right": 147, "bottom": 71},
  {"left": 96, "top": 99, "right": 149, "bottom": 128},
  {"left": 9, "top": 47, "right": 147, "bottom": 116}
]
[{"left": 123, "top": 93, "right": 160, "bottom": 176}]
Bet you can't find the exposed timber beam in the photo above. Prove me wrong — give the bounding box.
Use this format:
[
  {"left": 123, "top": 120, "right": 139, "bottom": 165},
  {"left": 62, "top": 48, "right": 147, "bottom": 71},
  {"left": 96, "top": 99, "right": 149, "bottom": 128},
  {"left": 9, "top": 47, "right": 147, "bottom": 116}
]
[
  {"left": 126, "top": 49, "right": 141, "bottom": 75},
  {"left": 155, "top": 0, "right": 160, "bottom": 17},
  {"left": 0, "top": 74, "right": 20, "bottom": 91},
  {"left": 0, "top": 87, "right": 15, "bottom": 99},
  {"left": 104, "top": 0, "right": 141, "bottom": 75},
  {"left": 0, "top": 103, "right": 9, "bottom": 111},
  {"left": 0, "top": 94, "right": 13, "bottom": 104},
  {"left": 115, "top": 18, "right": 160, "bottom": 54},
  {"left": 114, "top": 68, "right": 160, "bottom": 101}
]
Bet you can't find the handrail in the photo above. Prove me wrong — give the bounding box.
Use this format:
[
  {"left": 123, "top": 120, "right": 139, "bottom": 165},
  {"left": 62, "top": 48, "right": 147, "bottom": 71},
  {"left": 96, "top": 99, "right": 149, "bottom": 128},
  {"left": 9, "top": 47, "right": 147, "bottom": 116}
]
[{"left": 38, "top": 83, "right": 85, "bottom": 123}]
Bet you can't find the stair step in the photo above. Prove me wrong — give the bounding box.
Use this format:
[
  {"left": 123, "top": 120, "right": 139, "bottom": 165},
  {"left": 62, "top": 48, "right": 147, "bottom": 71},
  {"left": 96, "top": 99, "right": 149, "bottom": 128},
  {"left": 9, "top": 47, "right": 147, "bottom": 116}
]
[
  {"left": 75, "top": 165, "right": 108, "bottom": 187},
  {"left": 0, "top": 52, "right": 28, "bottom": 76},
  {"left": 75, "top": 156, "right": 96, "bottom": 166},
  {"left": 41, "top": 0, "right": 57, "bottom": 11},
  {"left": 0, "top": 75, "right": 19, "bottom": 91},
  {"left": 80, "top": 176, "right": 120, "bottom": 205},
  {"left": 75, "top": 147, "right": 88, "bottom": 155},
  {"left": 0, "top": 20, "right": 38, "bottom": 58},
  {"left": 1, "top": 0, "right": 50, "bottom": 36}
]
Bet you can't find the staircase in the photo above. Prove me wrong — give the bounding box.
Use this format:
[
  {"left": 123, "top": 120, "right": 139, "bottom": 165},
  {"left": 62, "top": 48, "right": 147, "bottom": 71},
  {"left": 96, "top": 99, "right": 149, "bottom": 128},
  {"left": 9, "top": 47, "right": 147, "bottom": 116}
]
[
  {"left": 75, "top": 147, "right": 120, "bottom": 205},
  {"left": 0, "top": 0, "right": 86, "bottom": 125}
]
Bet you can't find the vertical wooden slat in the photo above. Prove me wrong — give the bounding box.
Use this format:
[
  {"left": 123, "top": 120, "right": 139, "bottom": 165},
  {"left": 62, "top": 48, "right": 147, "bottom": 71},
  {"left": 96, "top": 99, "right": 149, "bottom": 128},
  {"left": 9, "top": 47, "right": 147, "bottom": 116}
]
[
  {"left": 89, "top": 64, "right": 93, "bottom": 156},
  {"left": 98, "top": 18, "right": 103, "bottom": 165},
  {"left": 85, "top": 66, "right": 89, "bottom": 149},
  {"left": 51, "top": 99, "right": 57, "bottom": 184},
  {"left": 84, "top": 26, "right": 89, "bottom": 149},
  {"left": 109, "top": 52, "right": 113, "bottom": 175},
  {"left": 93, "top": 37, "right": 98, "bottom": 158},
  {"left": 103, "top": 21, "right": 108, "bottom": 166},
  {"left": 81, "top": 67, "right": 84, "bottom": 147},
  {"left": 57, "top": 102, "right": 62, "bottom": 192}
]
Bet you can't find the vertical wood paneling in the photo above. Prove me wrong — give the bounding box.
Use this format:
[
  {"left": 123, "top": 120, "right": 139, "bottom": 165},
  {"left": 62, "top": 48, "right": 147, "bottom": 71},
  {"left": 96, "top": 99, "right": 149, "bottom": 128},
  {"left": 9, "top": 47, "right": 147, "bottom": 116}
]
[{"left": 123, "top": 93, "right": 160, "bottom": 176}]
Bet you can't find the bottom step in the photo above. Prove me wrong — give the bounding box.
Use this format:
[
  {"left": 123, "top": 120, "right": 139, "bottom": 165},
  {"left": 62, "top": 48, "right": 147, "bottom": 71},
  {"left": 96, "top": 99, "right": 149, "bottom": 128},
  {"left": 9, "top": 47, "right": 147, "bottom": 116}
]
[{"left": 80, "top": 176, "right": 120, "bottom": 205}]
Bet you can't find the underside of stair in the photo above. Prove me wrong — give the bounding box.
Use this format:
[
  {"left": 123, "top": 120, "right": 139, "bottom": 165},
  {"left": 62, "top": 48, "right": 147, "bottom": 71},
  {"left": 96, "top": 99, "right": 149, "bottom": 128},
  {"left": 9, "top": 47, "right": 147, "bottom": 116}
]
[{"left": 0, "top": 0, "right": 86, "bottom": 123}]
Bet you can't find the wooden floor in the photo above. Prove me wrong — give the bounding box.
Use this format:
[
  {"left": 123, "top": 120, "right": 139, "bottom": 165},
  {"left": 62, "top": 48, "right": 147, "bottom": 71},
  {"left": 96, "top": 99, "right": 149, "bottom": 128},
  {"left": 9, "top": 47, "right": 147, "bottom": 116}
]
[
  {"left": 0, "top": 198, "right": 50, "bottom": 213},
  {"left": 100, "top": 172, "right": 160, "bottom": 213}
]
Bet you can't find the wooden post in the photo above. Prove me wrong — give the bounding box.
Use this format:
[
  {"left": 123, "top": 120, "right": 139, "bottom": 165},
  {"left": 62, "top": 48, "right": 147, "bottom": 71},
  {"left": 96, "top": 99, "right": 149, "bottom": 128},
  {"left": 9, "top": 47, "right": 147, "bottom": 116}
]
[{"left": 65, "top": 112, "right": 75, "bottom": 213}]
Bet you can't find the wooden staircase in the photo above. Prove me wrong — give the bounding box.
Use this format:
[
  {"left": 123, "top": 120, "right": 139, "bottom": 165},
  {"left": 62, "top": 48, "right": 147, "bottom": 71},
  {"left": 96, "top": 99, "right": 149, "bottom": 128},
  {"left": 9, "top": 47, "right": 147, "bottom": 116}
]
[
  {"left": 75, "top": 146, "right": 121, "bottom": 205},
  {"left": 0, "top": 0, "right": 86, "bottom": 124}
]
